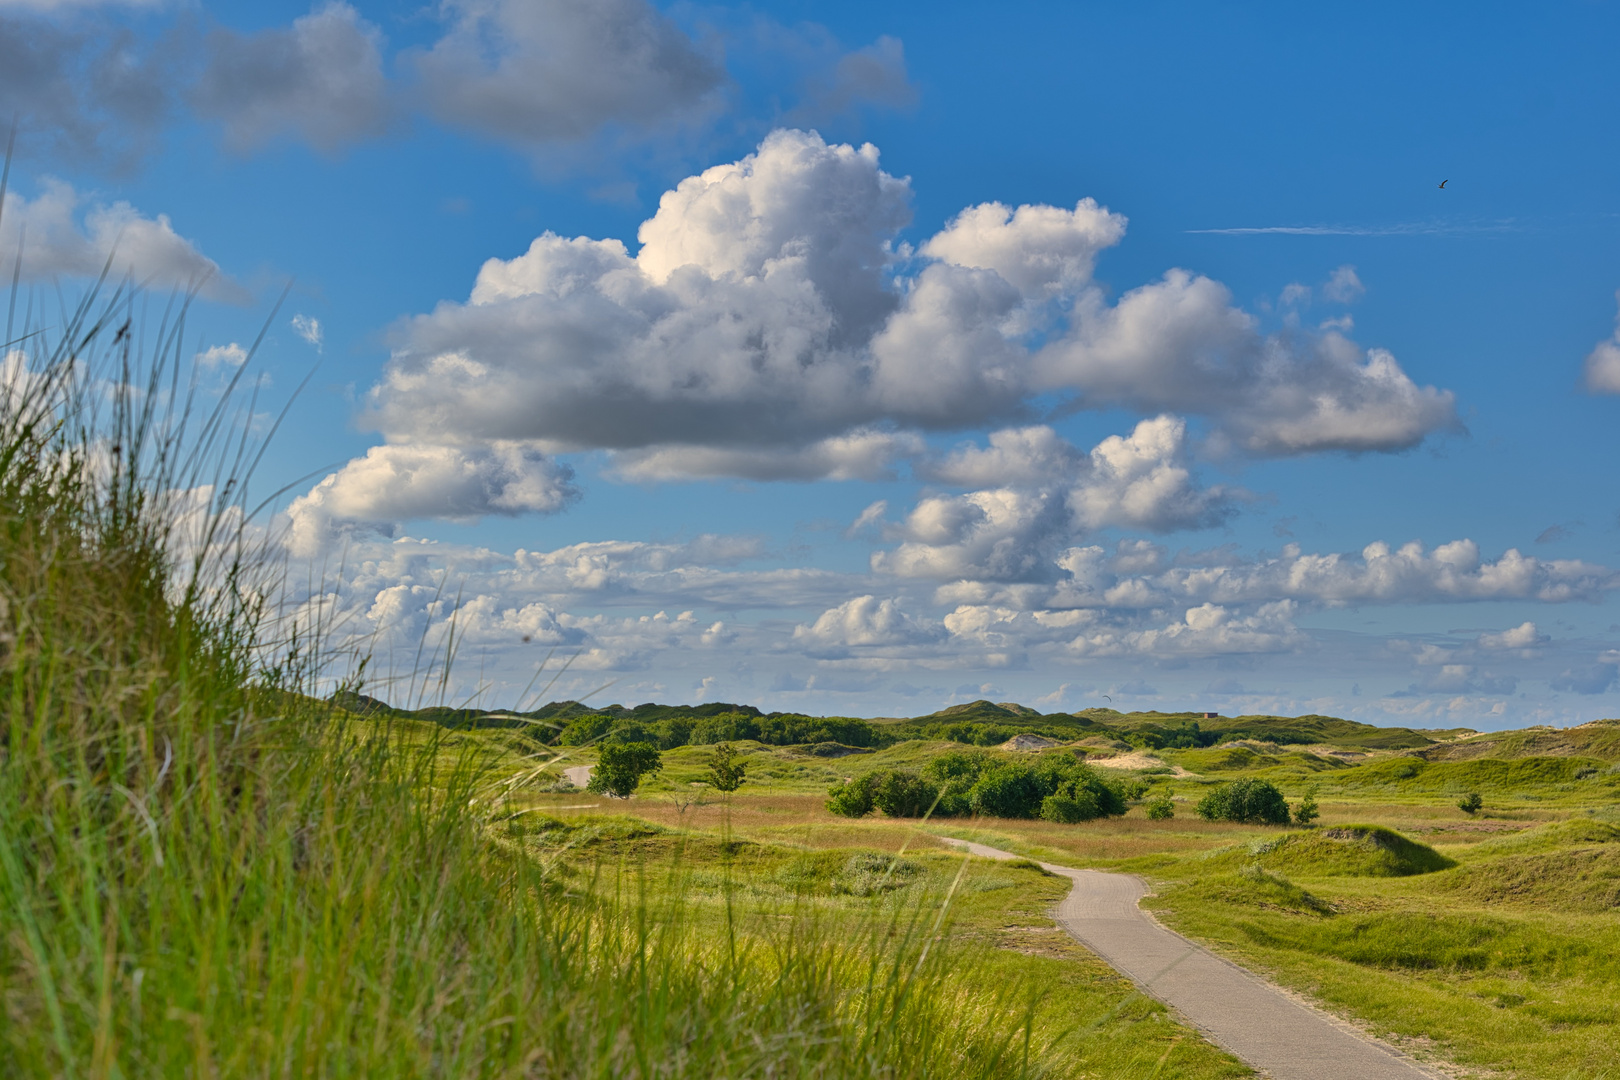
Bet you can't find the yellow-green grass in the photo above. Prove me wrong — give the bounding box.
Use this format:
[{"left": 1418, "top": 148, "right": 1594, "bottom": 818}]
[
  {"left": 942, "top": 805, "right": 1620, "bottom": 1079},
  {"left": 516, "top": 802, "right": 1247, "bottom": 1078},
  {"left": 583, "top": 773, "right": 1620, "bottom": 1080},
  {"left": 1143, "top": 860, "right": 1620, "bottom": 1079}
]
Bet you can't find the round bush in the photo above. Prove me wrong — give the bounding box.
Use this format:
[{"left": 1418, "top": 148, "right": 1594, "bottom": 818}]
[
  {"left": 1041, "top": 791, "right": 1100, "bottom": 823},
  {"left": 969, "top": 763, "right": 1047, "bottom": 819},
  {"left": 1195, "top": 778, "right": 1291, "bottom": 825},
  {"left": 871, "top": 770, "right": 940, "bottom": 817},
  {"left": 826, "top": 774, "right": 878, "bottom": 817}
]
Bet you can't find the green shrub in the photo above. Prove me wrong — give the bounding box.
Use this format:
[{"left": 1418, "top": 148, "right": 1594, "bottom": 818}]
[
  {"left": 1145, "top": 791, "right": 1175, "bottom": 820},
  {"left": 588, "top": 741, "right": 663, "bottom": 797},
  {"left": 557, "top": 713, "right": 617, "bottom": 745},
  {"left": 970, "top": 762, "right": 1048, "bottom": 818},
  {"left": 1041, "top": 792, "right": 1098, "bottom": 823},
  {"left": 872, "top": 769, "right": 941, "bottom": 817},
  {"left": 925, "top": 748, "right": 994, "bottom": 785},
  {"left": 1196, "top": 778, "right": 1292, "bottom": 824},
  {"left": 1034, "top": 752, "right": 1127, "bottom": 819},
  {"left": 654, "top": 716, "right": 694, "bottom": 748},
  {"left": 1294, "top": 788, "right": 1321, "bottom": 826},
  {"left": 690, "top": 711, "right": 762, "bottom": 745},
  {"left": 826, "top": 773, "right": 879, "bottom": 817},
  {"left": 1458, "top": 791, "right": 1484, "bottom": 815}
]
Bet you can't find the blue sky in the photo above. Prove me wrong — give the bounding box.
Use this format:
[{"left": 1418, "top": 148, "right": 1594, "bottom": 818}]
[{"left": 5, "top": 0, "right": 1619, "bottom": 725}]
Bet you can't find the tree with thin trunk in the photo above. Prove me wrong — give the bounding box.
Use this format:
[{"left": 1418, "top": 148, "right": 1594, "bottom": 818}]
[{"left": 705, "top": 742, "right": 748, "bottom": 793}]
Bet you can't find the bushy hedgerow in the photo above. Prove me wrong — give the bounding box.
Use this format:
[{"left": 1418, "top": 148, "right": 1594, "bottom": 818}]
[
  {"left": 827, "top": 750, "right": 1128, "bottom": 822},
  {"left": 1195, "top": 777, "right": 1291, "bottom": 825},
  {"left": 557, "top": 713, "right": 617, "bottom": 746},
  {"left": 554, "top": 711, "right": 890, "bottom": 751}
]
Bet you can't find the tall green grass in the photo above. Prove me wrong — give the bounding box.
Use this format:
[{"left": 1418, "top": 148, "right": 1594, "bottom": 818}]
[{"left": 0, "top": 289, "right": 1053, "bottom": 1076}]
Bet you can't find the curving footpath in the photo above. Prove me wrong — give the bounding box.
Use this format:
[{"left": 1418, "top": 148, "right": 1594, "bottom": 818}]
[{"left": 943, "top": 838, "right": 1445, "bottom": 1080}]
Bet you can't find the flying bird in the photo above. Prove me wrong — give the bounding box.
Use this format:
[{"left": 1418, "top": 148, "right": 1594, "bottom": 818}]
[{"left": 1438, "top": 179, "right": 1448, "bottom": 189}]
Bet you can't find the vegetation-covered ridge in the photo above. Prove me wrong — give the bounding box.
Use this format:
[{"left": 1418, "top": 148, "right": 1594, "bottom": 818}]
[{"left": 336, "top": 690, "right": 1498, "bottom": 754}]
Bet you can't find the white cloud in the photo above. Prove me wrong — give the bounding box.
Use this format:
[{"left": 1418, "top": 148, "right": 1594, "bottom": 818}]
[
  {"left": 793, "top": 595, "right": 944, "bottom": 652},
  {"left": 1034, "top": 538, "right": 1618, "bottom": 612},
  {"left": 197, "top": 343, "right": 247, "bottom": 369},
  {"left": 874, "top": 487, "right": 1068, "bottom": 583},
  {"left": 613, "top": 429, "right": 923, "bottom": 482},
  {"left": 1322, "top": 264, "right": 1365, "bottom": 303},
  {"left": 405, "top": 0, "right": 724, "bottom": 147},
  {"left": 193, "top": 3, "right": 392, "bottom": 153},
  {"left": 923, "top": 425, "right": 1082, "bottom": 488},
  {"left": 0, "top": 180, "right": 245, "bottom": 302},
  {"left": 875, "top": 416, "right": 1237, "bottom": 583},
  {"left": 292, "top": 314, "right": 323, "bottom": 349},
  {"left": 271, "top": 511, "right": 1620, "bottom": 717},
  {"left": 1582, "top": 291, "right": 1620, "bottom": 394},
  {"left": 1406, "top": 664, "right": 1517, "bottom": 696},
  {"left": 1065, "top": 600, "right": 1307, "bottom": 658},
  {"left": 1477, "top": 621, "right": 1547, "bottom": 651},
  {"left": 846, "top": 500, "right": 888, "bottom": 538},
  {"left": 1035, "top": 272, "right": 1458, "bottom": 455},
  {"left": 359, "top": 130, "right": 1458, "bottom": 491},
  {"left": 286, "top": 442, "right": 578, "bottom": 555},
  {"left": 1069, "top": 415, "right": 1236, "bottom": 532},
  {"left": 920, "top": 198, "right": 1125, "bottom": 297}
]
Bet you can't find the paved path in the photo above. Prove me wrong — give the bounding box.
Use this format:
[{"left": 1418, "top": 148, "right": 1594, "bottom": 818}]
[
  {"left": 944, "top": 838, "right": 1444, "bottom": 1080},
  {"left": 562, "top": 765, "right": 593, "bottom": 789}
]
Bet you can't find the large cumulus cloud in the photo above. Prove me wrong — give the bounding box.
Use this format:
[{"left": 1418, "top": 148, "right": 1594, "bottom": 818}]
[{"left": 340, "top": 128, "right": 1459, "bottom": 522}]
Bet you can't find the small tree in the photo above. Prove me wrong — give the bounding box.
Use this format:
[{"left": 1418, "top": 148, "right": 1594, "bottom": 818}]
[
  {"left": 587, "top": 741, "right": 663, "bottom": 798},
  {"left": 705, "top": 742, "right": 748, "bottom": 793},
  {"left": 1144, "top": 790, "right": 1175, "bottom": 821},
  {"left": 1458, "top": 792, "right": 1484, "bottom": 816},
  {"left": 1293, "top": 788, "right": 1320, "bottom": 827}
]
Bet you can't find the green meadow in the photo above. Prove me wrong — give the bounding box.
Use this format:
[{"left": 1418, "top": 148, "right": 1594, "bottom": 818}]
[{"left": 510, "top": 701, "right": 1620, "bottom": 1080}]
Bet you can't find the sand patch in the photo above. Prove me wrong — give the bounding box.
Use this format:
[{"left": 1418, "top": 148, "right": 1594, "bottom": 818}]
[{"left": 1087, "top": 750, "right": 1196, "bottom": 777}]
